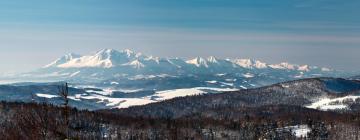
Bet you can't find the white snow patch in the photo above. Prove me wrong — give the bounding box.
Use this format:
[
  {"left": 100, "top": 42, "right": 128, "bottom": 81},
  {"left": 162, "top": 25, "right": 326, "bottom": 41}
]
[
  {"left": 242, "top": 73, "right": 254, "bottom": 78},
  {"left": 116, "top": 89, "right": 143, "bottom": 93},
  {"left": 225, "top": 79, "right": 237, "bottom": 82},
  {"left": 150, "top": 87, "right": 238, "bottom": 101},
  {"left": 279, "top": 125, "right": 311, "bottom": 138},
  {"left": 128, "top": 74, "right": 174, "bottom": 80},
  {"left": 206, "top": 80, "right": 217, "bottom": 84},
  {"left": 122, "top": 60, "right": 145, "bottom": 69},
  {"left": 306, "top": 95, "right": 360, "bottom": 111},
  {"left": 281, "top": 84, "right": 290, "bottom": 88},
  {"left": 76, "top": 94, "right": 155, "bottom": 109},
  {"left": 36, "top": 93, "right": 59, "bottom": 99},
  {"left": 250, "top": 84, "right": 257, "bottom": 87},
  {"left": 269, "top": 62, "right": 296, "bottom": 70},
  {"left": 152, "top": 88, "right": 206, "bottom": 101},
  {"left": 232, "top": 59, "right": 267, "bottom": 69},
  {"left": 239, "top": 86, "right": 247, "bottom": 89},
  {"left": 215, "top": 73, "right": 226, "bottom": 76},
  {"left": 220, "top": 82, "right": 234, "bottom": 87},
  {"left": 186, "top": 57, "right": 209, "bottom": 67},
  {"left": 321, "top": 67, "right": 332, "bottom": 72},
  {"left": 196, "top": 87, "right": 238, "bottom": 92},
  {"left": 58, "top": 53, "right": 114, "bottom": 68},
  {"left": 110, "top": 81, "right": 119, "bottom": 85},
  {"left": 294, "top": 75, "right": 303, "bottom": 78},
  {"left": 298, "top": 65, "right": 310, "bottom": 71},
  {"left": 116, "top": 98, "right": 156, "bottom": 108},
  {"left": 68, "top": 96, "right": 81, "bottom": 101}
]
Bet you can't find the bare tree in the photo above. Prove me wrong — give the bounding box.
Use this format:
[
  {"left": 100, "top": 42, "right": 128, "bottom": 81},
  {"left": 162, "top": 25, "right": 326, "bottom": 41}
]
[
  {"left": 59, "top": 82, "right": 70, "bottom": 139},
  {"left": 31, "top": 92, "right": 36, "bottom": 103}
]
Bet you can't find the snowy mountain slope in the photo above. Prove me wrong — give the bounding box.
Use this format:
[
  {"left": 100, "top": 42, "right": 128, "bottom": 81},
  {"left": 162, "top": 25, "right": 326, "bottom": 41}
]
[
  {"left": 53, "top": 49, "right": 141, "bottom": 68},
  {"left": 40, "top": 49, "right": 337, "bottom": 72},
  {"left": 44, "top": 53, "right": 81, "bottom": 68},
  {"left": 232, "top": 59, "right": 268, "bottom": 69}
]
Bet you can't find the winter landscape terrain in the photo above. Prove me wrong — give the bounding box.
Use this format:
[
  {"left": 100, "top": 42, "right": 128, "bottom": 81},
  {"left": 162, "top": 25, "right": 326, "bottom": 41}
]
[
  {"left": 0, "top": 49, "right": 354, "bottom": 110},
  {"left": 1, "top": 0, "right": 360, "bottom": 139},
  {"left": 1, "top": 49, "right": 360, "bottom": 139}
]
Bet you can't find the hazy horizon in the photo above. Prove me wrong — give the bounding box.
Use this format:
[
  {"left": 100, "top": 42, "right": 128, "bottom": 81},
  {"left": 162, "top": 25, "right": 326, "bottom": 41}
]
[{"left": 0, "top": 0, "right": 359, "bottom": 73}]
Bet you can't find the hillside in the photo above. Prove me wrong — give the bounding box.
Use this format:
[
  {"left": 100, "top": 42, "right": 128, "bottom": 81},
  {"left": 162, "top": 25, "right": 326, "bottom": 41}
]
[
  {"left": 115, "top": 78, "right": 360, "bottom": 119},
  {"left": 1, "top": 99, "right": 360, "bottom": 139},
  {"left": 1, "top": 78, "right": 360, "bottom": 139}
]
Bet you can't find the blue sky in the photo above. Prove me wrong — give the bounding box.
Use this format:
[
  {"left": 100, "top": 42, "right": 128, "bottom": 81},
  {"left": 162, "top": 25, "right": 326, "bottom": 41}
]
[{"left": 0, "top": 0, "right": 359, "bottom": 73}]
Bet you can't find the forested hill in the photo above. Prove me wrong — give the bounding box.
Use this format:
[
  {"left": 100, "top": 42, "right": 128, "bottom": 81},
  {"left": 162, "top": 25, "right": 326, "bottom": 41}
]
[
  {"left": 114, "top": 77, "right": 360, "bottom": 119},
  {"left": 1, "top": 101, "right": 360, "bottom": 139}
]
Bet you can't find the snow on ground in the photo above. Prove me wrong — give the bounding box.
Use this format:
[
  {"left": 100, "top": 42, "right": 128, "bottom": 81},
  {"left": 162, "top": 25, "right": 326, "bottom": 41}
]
[
  {"left": 110, "top": 81, "right": 119, "bottom": 85},
  {"left": 36, "top": 93, "right": 59, "bottom": 98},
  {"left": 306, "top": 95, "right": 360, "bottom": 111},
  {"left": 86, "top": 88, "right": 115, "bottom": 96},
  {"left": 225, "top": 79, "right": 236, "bottom": 82},
  {"left": 68, "top": 96, "right": 81, "bottom": 101},
  {"left": 292, "top": 125, "right": 311, "bottom": 138},
  {"left": 215, "top": 73, "right": 226, "bottom": 76},
  {"left": 220, "top": 82, "right": 234, "bottom": 86},
  {"left": 249, "top": 84, "right": 257, "bottom": 87},
  {"left": 128, "top": 74, "right": 175, "bottom": 80},
  {"left": 206, "top": 80, "right": 217, "bottom": 84},
  {"left": 115, "top": 98, "right": 156, "bottom": 108},
  {"left": 242, "top": 73, "right": 254, "bottom": 78},
  {"left": 77, "top": 86, "right": 238, "bottom": 108},
  {"left": 116, "top": 89, "right": 144, "bottom": 93},
  {"left": 151, "top": 88, "right": 206, "bottom": 101},
  {"left": 150, "top": 87, "right": 238, "bottom": 101},
  {"left": 278, "top": 125, "right": 311, "bottom": 138},
  {"left": 76, "top": 94, "right": 155, "bottom": 109},
  {"left": 239, "top": 85, "right": 247, "bottom": 89},
  {"left": 281, "top": 84, "right": 290, "bottom": 88},
  {"left": 195, "top": 87, "right": 238, "bottom": 92},
  {"left": 79, "top": 85, "right": 143, "bottom": 94}
]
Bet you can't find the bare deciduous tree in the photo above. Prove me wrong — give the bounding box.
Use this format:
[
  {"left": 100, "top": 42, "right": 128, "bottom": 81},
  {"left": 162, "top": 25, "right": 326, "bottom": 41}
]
[{"left": 59, "top": 82, "right": 70, "bottom": 139}]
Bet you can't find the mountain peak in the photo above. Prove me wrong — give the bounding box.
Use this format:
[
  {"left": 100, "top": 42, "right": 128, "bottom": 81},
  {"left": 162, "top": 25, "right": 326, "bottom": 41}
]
[
  {"left": 49, "top": 49, "right": 142, "bottom": 68},
  {"left": 298, "top": 65, "right": 310, "bottom": 72},
  {"left": 269, "top": 62, "right": 296, "bottom": 70},
  {"left": 123, "top": 59, "right": 145, "bottom": 69},
  {"left": 95, "top": 48, "right": 138, "bottom": 58},
  {"left": 186, "top": 57, "right": 209, "bottom": 67},
  {"left": 120, "top": 49, "right": 135, "bottom": 57},
  {"left": 43, "top": 53, "right": 81, "bottom": 68},
  {"left": 207, "top": 56, "right": 218, "bottom": 63},
  {"left": 94, "top": 48, "right": 119, "bottom": 59},
  {"left": 233, "top": 59, "right": 267, "bottom": 69}
]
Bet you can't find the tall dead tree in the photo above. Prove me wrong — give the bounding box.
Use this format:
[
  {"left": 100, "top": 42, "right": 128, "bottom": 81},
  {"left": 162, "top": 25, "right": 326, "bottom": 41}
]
[{"left": 59, "top": 82, "right": 70, "bottom": 139}]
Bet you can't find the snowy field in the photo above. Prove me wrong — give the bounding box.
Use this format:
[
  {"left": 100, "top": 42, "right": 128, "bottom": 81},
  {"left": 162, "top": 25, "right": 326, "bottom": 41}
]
[
  {"left": 306, "top": 95, "right": 360, "bottom": 111},
  {"left": 278, "top": 125, "right": 311, "bottom": 138},
  {"left": 36, "top": 87, "right": 238, "bottom": 109}
]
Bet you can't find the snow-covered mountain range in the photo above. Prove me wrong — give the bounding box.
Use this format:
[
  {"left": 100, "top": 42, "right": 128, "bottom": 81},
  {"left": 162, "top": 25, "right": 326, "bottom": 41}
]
[
  {"left": 17, "top": 49, "right": 343, "bottom": 80},
  {"left": 1, "top": 48, "right": 350, "bottom": 91},
  {"left": 44, "top": 48, "right": 325, "bottom": 71},
  {"left": 0, "top": 48, "right": 357, "bottom": 110}
]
